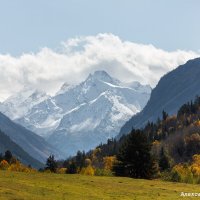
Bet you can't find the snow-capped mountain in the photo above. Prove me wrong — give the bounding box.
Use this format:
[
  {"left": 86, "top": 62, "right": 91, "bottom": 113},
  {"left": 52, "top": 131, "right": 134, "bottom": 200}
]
[
  {"left": 0, "top": 71, "right": 151, "bottom": 156},
  {"left": 0, "top": 87, "right": 49, "bottom": 120}
]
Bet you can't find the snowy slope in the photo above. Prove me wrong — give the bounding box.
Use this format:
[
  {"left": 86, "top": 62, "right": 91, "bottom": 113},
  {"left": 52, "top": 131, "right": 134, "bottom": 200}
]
[
  {"left": 0, "top": 87, "right": 49, "bottom": 120},
  {"left": 0, "top": 71, "right": 151, "bottom": 156}
]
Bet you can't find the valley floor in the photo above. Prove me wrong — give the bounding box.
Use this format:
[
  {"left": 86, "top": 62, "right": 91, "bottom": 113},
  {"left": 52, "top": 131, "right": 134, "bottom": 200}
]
[{"left": 0, "top": 171, "right": 199, "bottom": 200}]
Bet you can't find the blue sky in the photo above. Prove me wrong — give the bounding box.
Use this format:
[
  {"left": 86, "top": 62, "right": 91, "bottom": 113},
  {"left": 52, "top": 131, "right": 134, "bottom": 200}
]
[
  {"left": 0, "top": 0, "right": 200, "bottom": 55},
  {"left": 0, "top": 0, "right": 199, "bottom": 101}
]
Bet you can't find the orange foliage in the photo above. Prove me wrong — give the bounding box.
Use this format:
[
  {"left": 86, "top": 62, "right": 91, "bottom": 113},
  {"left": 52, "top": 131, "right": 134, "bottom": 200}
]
[
  {"left": 194, "top": 120, "right": 200, "bottom": 127},
  {"left": 103, "top": 156, "right": 116, "bottom": 170},
  {"left": 0, "top": 160, "right": 9, "bottom": 170}
]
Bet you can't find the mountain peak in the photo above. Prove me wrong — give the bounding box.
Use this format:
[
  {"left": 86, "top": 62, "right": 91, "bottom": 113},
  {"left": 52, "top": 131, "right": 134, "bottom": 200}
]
[
  {"left": 87, "top": 70, "right": 119, "bottom": 85},
  {"left": 93, "top": 70, "right": 110, "bottom": 77},
  {"left": 57, "top": 82, "right": 74, "bottom": 95}
]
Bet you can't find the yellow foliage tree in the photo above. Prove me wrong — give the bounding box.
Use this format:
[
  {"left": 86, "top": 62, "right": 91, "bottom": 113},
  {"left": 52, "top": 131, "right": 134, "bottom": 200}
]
[
  {"left": 191, "top": 154, "right": 200, "bottom": 176},
  {"left": 0, "top": 160, "right": 9, "bottom": 170},
  {"left": 194, "top": 120, "right": 200, "bottom": 127},
  {"left": 171, "top": 163, "right": 193, "bottom": 183},
  {"left": 80, "top": 166, "right": 95, "bottom": 176},
  {"left": 8, "top": 160, "right": 36, "bottom": 173},
  {"left": 103, "top": 156, "right": 116, "bottom": 170},
  {"left": 57, "top": 168, "right": 67, "bottom": 174}
]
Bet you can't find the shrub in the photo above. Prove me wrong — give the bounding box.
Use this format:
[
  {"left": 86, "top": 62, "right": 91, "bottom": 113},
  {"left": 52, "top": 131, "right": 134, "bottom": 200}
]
[
  {"left": 0, "top": 160, "right": 9, "bottom": 170},
  {"left": 57, "top": 168, "right": 67, "bottom": 174},
  {"left": 7, "top": 160, "right": 36, "bottom": 173},
  {"left": 170, "top": 164, "right": 194, "bottom": 183},
  {"left": 95, "top": 168, "right": 113, "bottom": 176},
  {"left": 44, "top": 169, "right": 52, "bottom": 173},
  {"left": 80, "top": 166, "right": 95, "bottom": 176},
  {"left": 191, "top": 154, "right": 200, "bottom": 175}
]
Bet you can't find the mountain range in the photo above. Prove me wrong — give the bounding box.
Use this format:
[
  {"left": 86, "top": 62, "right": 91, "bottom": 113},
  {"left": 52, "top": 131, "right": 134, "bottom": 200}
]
[
  {"left": 0, "top": 57, "right": 200, "bottom": 165},
  {"left": 0, "top": 71, "right": 151, "bottom": 156}
]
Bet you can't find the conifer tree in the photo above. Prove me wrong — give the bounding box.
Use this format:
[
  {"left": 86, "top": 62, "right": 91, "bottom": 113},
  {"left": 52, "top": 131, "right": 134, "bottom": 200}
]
[
  {"left": 159, "top": 147, "right": 171, "bottom": 171},
  {"left": 4, "top": 150, "right": 13, "bottom": 163},
  {"left": 45, "top": 155, "right": 57, "bottom": 173},
  {"left": 113, "top": 129, "right": 157, "bottom": 179}
]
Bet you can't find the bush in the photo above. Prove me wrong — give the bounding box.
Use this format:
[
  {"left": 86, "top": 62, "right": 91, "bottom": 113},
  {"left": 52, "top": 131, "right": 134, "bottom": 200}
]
[
  {"left": 7, "top": 160, "right": 36, "bottom": 173},
  {"left": 44, "top": 169, "right": 52, "bottom": 173},
  {"left": 57, "top": 168, "right": 67, "bottom": 174},
  {"left": 95, "top": 168, "right": 113, "bottom": 176},
  {"left": 0, "top": 160, "right": 9, "bottom": 170},
  {"left": 170, "top": 164, "right": 194, "bottom": 183},
  {"left": 191, "top": 154, "right": 200, "bottom": 176},
  {"left": 80, "top": 166, "right": 95, "bottom": 176}
]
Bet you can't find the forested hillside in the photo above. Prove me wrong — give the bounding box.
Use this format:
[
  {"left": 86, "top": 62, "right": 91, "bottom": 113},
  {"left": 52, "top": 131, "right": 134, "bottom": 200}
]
[{"left": 60, "top": 96, "right": 200, "bottom": 183}]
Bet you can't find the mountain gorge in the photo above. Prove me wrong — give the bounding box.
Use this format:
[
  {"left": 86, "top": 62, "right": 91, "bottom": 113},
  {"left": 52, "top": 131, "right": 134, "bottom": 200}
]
[{"left": 0, "top": 71, "right": 151, "bottom": 156}]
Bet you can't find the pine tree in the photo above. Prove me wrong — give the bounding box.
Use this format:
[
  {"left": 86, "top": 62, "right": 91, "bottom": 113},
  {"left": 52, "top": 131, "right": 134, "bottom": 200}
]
[
  {"left": 67, "top": 161, "right": 77, "bottom": 174},
  {"left": 162, "top": 110, "right": 168, "bottom": 121},
  {"left": 4, "top": 150, "right": 13, "bottom": 163},
  {"left": 113, "top": 129, "right": 157, "bottom": 179},
  {"left": 76, "top": 151, "right": 86, "bottom": 168},
  {"left": 159, "top": 147, "right": 170, "bottom": 171},
  {"left": 45, "top": 155, "right": 57, "bottom": 173}
]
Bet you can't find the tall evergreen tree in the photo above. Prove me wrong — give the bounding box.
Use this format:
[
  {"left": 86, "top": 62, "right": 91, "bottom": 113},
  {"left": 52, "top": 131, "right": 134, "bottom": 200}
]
[
  {"left": 113, "top": 129, "right": 157, "bottom": 179},
  {"left": 162, "top": 110, "right": 168, "bottom": 121},
  {"left": 4, "top": 150, "right": 13, "bottom": 163},
  {"left": 159, "top": 147, "right": 171, "bottom": 171},
  {"left": 76, "top": 151, "right": 86, "bottom": 168},
  {"left": 45, "top": 155, "right": 57, "bottom": 173},
  {"left": 67, "top": 161, "right": 77, "bottom": 174}
]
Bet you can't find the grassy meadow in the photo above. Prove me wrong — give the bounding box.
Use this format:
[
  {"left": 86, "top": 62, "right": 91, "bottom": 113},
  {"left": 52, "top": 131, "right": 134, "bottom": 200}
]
[{"left": 0, "top": 171, "right": 199, "bottom": 200}]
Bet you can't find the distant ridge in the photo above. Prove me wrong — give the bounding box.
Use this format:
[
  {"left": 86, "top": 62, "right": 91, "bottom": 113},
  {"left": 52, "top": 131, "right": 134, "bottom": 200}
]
[
  {"left": 0, "top": 129, "right": 43, "bottom": 168},
  {"left": 0, "top": 112, "right": 63, "bottom": 163}
]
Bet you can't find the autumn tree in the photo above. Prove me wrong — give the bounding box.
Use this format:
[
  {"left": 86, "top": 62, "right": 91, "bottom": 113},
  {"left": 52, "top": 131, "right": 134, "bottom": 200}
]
[
  {"left": 0, "top": 160, "right": 9, "bottom": 170},
  {"left": 103, "top": 156, "right": 116, "bottom": 170}
]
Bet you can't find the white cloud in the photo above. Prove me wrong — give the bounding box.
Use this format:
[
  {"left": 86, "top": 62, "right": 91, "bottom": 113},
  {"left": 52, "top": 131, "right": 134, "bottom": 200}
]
[{"left": 0, "top": 33, "right": 199, "bottom": 101}]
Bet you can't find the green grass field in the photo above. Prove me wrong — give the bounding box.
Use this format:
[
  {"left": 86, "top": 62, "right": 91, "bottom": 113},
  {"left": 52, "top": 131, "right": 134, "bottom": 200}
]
[{"left": 0, "top": 171, "right": 199, "bottom": 200}]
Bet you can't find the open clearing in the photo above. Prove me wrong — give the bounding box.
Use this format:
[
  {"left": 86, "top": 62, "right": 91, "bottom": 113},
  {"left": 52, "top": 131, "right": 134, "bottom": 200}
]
[{"left": 0, "top": 171, "right": 199, "bottom": 200}]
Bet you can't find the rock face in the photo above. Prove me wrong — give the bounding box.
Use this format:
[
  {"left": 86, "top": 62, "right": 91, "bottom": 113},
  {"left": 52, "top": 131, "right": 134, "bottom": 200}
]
[
  {"left": 119, "top": 57, "right": 200, "bottom": 138},
  {"left": 0, "top": 71, "right": 151, "bottom": 156}
]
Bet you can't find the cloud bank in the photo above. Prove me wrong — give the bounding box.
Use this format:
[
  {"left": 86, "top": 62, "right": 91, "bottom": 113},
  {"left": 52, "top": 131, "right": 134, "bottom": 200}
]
[{"left": 0, "top": 33, "right": 199, "bottom": 101}]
